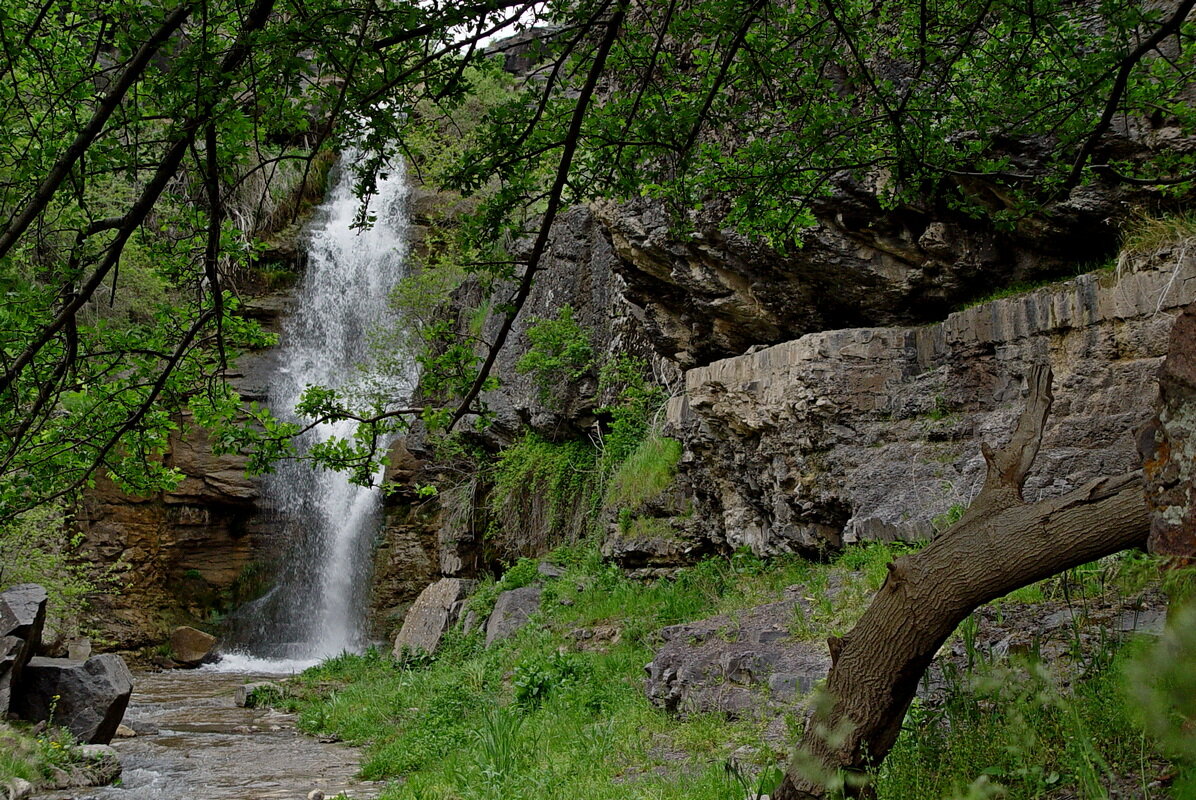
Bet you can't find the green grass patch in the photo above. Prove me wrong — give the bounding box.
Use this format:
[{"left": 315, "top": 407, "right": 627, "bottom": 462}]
[
  {"left": 603, "top": 434, "right": 683, "bottom": 512},
  {"left": 273, "top": 544, "right": 1178, "bottom": 800}
]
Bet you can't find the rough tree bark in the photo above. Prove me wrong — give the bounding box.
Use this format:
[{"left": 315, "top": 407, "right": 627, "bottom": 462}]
[{"left": 774, "top": 364, "right": 1152, "bottom": 799}]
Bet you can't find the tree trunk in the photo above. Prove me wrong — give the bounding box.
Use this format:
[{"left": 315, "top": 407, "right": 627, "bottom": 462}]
[{"left": 775, "top": 365, "right": 1151, "bottom": 799}]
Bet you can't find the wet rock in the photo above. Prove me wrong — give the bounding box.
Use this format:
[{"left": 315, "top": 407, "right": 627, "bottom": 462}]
[
  {"left": 644, "top": 593, "right": 831, "bottom": 718},
  {"left": 13, "top": 654, "right": 133, "bottom": 744},
  {"left": 392, "top": 578, "right": 476, "bottom": 657},
  {"left": 169, "top": 626, "right": 218, "bottom": 667},
  {"left": 1139, "top": 301, "right": 1196, "bottom": 560},
  {"left": 484, "top": 586, "right": 542, "bottom": 647},
  {"left": 234, "top": 681, "right": 281, "bottom": 708}
]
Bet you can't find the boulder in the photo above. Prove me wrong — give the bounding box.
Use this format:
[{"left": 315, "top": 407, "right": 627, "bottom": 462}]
[
  {"left": 0, "top": 636, "right": 24, "bottom": 714},
  {"left": 0, "top": 584, "right": 47, "bottom": 645},
  {"left": 392, "top": 578, "right": 475, "bottom": 657},
  {"left": 12, "top": 654, "right": 133, "bottom": 744},
  {"left": 169, "top": 626, "right": 218, "bottom": 667},
  {"left": 484, "top": 586, "right": 542, "bottom": 647},
  {"left": 644, "top": 589, "right": 831, "bottom": 718},
  {"left": 3, "top": 777, "right": 32, "bottom": 800},
  {"left": 0, "top": 584, "right": 47, "bottom": 715}
]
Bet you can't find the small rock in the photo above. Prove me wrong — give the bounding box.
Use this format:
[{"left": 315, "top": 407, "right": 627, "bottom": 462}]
[
  {"left": 169, "top": 626, "right": 218, "bottom": 667},
  {"left": 537, "top": 562, "right": 566, "bottom": 579},
  {"left": 67, "top": 638, "right": 92, "bottom": 661},
  {"left": 308, "top": 791, "right": 325, "bottom": 800},
  {"left": 114, "top": 724, "right": 136, "bottom": 738},
  {"left": 79, "top": 744, "right": 121, "bottom": 786},
  {"left": 4, "top": 777, "right": 32, "bottom": 800},
  {"left": 234, "top": 681, "right": 281, "bottom": 708}
]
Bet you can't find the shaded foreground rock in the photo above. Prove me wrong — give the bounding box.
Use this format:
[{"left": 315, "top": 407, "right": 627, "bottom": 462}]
[
  {"left": 392, "top": 578, "right": 475, "bottom": 657},
  {"left": 1139, "top": 301, "right": 1196, "bottom": 560},
  {"left": 169, "top": 626, "right": 218, "bottom": 666},
  {"left": 644, "top": 589, "right": 831, "bottom": 718},
  {"left": 13, "top": 655, "right": 133, "bottom": 744},
  {"left": 485, "top": 586, "right": 542, "bottom": 647},
  {"left": 0, "top": 584, "right": 46, "bottom": 715}
]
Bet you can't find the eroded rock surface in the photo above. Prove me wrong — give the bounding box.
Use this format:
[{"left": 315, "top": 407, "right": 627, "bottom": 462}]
[
  {"left": 648, "top": 252, "right": 1196, "bottom": 559},
  {"left": 644, "top": 588, "right": 831, "bottom": 718},
  {"left": 1139, "top": 302, "right": 1196, "bottom": 560},
  {"left": 392, "top": 578, "right": 476, "bottom": 656}
]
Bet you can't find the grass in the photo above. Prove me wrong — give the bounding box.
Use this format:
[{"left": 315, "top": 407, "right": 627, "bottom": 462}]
[
  {"left": 0, "top": 722, "right": 87, "bottom": 787},
  {"left": 1119, "top": 211, "right": 1196, "bottom": 258},
  {"left": 270, "top": 544, "right": 1184, "bottom": 800}
]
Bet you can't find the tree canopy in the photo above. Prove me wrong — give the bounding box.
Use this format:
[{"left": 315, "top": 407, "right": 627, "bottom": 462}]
[{"left": 0, "top": 0, "right": 1193, "bottom": 518}]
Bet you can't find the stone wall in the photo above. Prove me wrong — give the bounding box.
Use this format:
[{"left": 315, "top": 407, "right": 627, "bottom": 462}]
[{"left": 637, "top": 250, "right": 1196, "bottom": 560}]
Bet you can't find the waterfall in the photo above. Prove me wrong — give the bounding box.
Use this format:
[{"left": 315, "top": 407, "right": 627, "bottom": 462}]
[{"left": 222, "top": 152, "right": 414, "bottom": 668}]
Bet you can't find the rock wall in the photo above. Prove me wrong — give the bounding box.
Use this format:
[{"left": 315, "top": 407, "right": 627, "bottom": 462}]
[
  {"left": 637, "top": 250, "right": 1196, "bottom": 560},
  {"left": 75, "top": 297, "right": 290, "bottom": 648},
  {"left": 1139, "top": 302, "right": 1196, "bottom": 560}
]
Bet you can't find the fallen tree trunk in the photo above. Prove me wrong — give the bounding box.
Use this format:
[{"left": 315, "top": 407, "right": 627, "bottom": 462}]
[{"left": 775, "top": 365, "right": 1151, "bottom": 799}]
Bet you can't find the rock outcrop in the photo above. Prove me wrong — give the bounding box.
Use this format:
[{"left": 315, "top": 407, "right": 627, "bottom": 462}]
[
  {"left": 0, "top": 584, "right": 47, "bottom": 715},
  {"left": 484, "top": 586, "right": 542, "bottom": 647},
  {"left": 1139, "top": 301, "right": 1196, "bottom": 560},
  {"left": 392, "top": 578, "right": 475, "bottom": 656},
  {"left": 644, "top": 588, "right": 831, "bottom": 718},
  {"left": 12, "top": 655, "right": 133, "bottom": 744},
  {"left": 636, "top": 251, "right": 1196, "bottom": 560}
]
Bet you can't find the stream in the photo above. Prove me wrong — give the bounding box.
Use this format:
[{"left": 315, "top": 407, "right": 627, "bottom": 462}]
[{"left": 37, "top": 668, "right": 381, "bottom": 800}]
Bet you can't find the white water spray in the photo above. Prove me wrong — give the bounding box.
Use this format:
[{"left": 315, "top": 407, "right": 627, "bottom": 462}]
[{"left": 224, "top": 152, "right": 414, "bottom": 668}]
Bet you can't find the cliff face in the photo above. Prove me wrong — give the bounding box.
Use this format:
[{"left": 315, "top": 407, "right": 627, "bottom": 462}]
[
  {"left": 601, "top": 251, "right": 1195, "bottom": 562},
  {"left": 75, "top": 297, "right": 290, "bottom": 648}
]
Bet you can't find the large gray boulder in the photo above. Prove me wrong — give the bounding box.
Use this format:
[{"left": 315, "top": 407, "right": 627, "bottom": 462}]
[
  {"left": 13, "top": 655, "right": 133, "bottom": 744},
  {"left": 1, "top": 584, "right": 47, "bottom": 644},
  {"left": 484, "top": 586, "right": 542, "bottom": 647},
  {"left": 392, "top": 578, "right": 476, "bottom": 657},
  {"left": 0, "top": 583, "right": 47, "bottom": 714},
  {"left": 644, "top": 588, "right": 831, "bottom": 718}
]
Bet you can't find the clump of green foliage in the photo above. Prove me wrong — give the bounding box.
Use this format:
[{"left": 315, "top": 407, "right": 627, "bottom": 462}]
[
  {"left": 516, "top": 306, "right": 595, "bottom": 407},
  {"left": 486, "top": 437, "right": 599, "bottom": 558},
  {"left": 0, "top": 721, "right": 87, "bottom": 787},
  {"left": 0, "top": 503, "right": 109, "bottom": 640}
]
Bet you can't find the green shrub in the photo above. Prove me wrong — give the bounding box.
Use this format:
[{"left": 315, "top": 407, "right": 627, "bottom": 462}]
[{"left": 516, "top": 305, "right": 594, "bottom": 406}]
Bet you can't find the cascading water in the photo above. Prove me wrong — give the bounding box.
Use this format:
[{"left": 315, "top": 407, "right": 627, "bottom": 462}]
[{"left": 225, "top": 152, "right": 414, "bottom": 667}]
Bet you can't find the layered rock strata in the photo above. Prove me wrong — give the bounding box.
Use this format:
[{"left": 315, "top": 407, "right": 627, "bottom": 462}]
[{"left": 642, "top": 251, "right": 1196, "bottom": 559}]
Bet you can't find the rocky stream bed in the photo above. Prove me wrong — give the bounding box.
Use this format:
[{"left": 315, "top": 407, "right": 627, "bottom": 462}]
[{"left": 34, "top": 669, "right": 380, "bottom": 800}]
